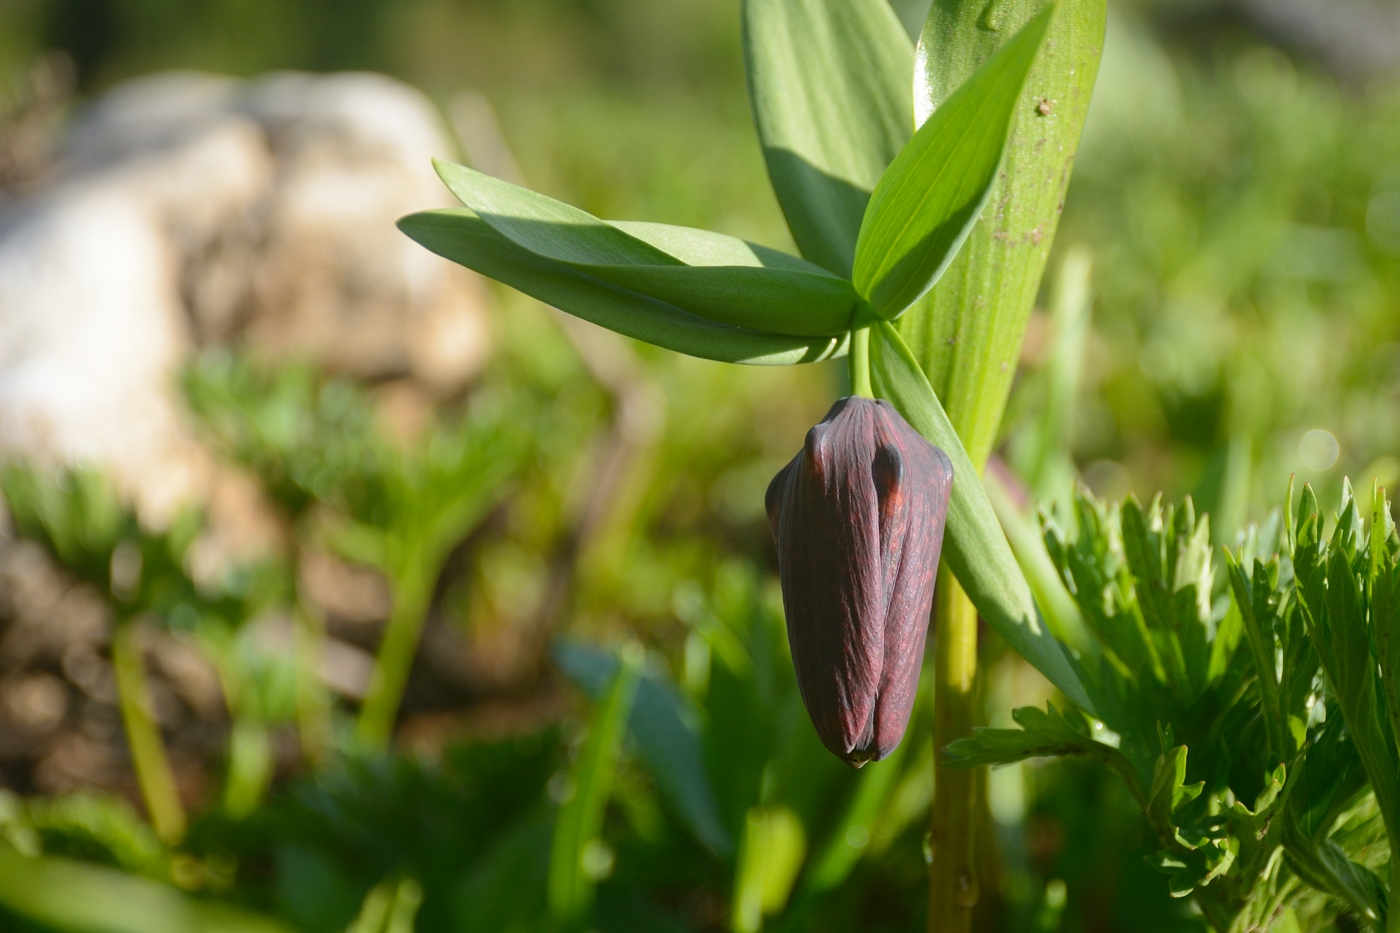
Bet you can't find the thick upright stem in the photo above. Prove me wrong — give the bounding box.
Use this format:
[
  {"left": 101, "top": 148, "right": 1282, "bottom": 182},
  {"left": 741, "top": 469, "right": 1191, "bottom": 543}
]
[
  {"left": 111, "top": 621, "right": 186, "bottom": 844},
  {"left": 356, "top": 554, "right": 433, "bottom": 748},
  {"left": 928, "top": 571, "right": 980, "bottom": 932},
  {"left": 1389, "top": 859, "right": 1400, "bottom": 933}
]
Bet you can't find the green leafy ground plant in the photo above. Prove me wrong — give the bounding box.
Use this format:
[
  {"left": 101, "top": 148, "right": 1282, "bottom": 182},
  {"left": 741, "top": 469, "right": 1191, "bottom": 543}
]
[{"left": 948, "top": 483, "right": 1398, "bottom": 931}]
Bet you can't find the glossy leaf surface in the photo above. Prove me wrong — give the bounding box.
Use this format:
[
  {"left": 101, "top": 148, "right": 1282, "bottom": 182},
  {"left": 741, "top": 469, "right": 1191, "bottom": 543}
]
[
  {"left": 867, "top": 320, "right": 1091, "bottom": 712},
  {"left": 743, "top": 0, "right": 913, "bottom": 276},
  {"left": 852, "top": 4, "right": 1053, "bottom": 320},
  {"left": 399, "top": 210, "right": 846, "bottom": 366},
  {"left": 431, "top": 160, "right": 859, "bottom": 337},
  {"left": 899, "top": 0, "right": 1107, "bottom": 468}
]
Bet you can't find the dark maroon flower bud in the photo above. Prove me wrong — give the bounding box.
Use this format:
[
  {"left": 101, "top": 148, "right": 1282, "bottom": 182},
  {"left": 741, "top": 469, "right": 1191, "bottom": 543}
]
[{"left": 766, "top": 397, "right": 953, "bottom": 766}]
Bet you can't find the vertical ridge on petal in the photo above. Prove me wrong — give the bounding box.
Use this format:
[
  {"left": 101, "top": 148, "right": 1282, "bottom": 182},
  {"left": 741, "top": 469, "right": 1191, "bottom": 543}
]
[{"left": 768, "top": 397, "right": 953, "bottom": 765}]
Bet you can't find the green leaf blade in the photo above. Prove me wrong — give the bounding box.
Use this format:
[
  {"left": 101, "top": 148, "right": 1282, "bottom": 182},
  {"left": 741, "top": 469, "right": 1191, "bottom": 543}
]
[
  {"left": 547, "top": 645, "right": 643, "bottom": 924},
  {"left": 868, "top": 320, "right": 1092, "bottom": 713},
  {"left": 945, "top": 704, "right": 1095, "bottom": 768},
  {"left": 852, "top": 4, "right": 1055, "bottom": 319},
  {"left": 398, "top": 209, "right": 847, "bottom": 365},
  {"left": 435, "top": 158, "right": 677, "bottom": 268},
  {"left": 742, "top": 0, "right": 914, "bottom": 276},
  {"left": 554, "top": 640, "right": 734, "bottom": 857},
  {"left": 590, "top": 264, "right": 856, "bottom": 337},
  {"left": 899, "top": 0, "right": 1107, "bottom": 470},
  {"left": 431, "top": 162, "right": 860, "bottom": 337}
]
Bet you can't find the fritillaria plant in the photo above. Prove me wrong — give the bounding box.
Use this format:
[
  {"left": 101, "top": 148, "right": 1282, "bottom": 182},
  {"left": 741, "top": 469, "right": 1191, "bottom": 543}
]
[{"left": 401, "top": 0, "right": 1106, "bottom": 926}]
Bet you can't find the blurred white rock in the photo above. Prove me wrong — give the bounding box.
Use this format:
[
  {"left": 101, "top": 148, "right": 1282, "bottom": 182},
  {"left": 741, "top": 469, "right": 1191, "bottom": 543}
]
[{"left": 0, "top": 70, "right": 491, "bottom": 526}]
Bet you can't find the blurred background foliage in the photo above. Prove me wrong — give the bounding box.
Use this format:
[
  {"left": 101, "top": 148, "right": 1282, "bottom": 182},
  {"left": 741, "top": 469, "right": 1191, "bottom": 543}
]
[{"left": 1, "top": 0, "right": 1400, "bottom": 931}]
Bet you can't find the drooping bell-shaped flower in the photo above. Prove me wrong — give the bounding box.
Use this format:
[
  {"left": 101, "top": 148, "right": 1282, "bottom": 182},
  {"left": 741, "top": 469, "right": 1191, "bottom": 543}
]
[{"left": 766, "top": 397, "right": 953, "bottom": 766}]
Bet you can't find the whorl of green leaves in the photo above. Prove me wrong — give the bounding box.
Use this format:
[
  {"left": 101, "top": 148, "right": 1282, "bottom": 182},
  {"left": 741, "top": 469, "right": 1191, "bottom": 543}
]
[
  {"left": 403, "top": 7, "right": 1049, "bottom": 354},
  {"left": 396, "top": 2, "right": 1104, "bottom": 710},
  {"left": 0, "top": 464, "right": 201, "bottom": 616}
]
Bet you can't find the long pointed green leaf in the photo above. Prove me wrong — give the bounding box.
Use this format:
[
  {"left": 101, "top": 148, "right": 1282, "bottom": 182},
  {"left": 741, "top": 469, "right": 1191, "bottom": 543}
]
[
  {"left": 742, "top": 0, "right": 913, "bottom": 276},
  {"left": 435, "top": 158, "right": 677, "bottom": 267},
  {"left": 548, "top": 645, "right": 643, "bottom": 925},
  {"left": 852, "top": 4, "right": 1054, "bottom": 319},
  {"left": 898, "top": 0, "right": 1106, "bottom": 469},
  {"left": 431, "top": 161, "right": 858, "bottom": 337},
  {"left": 399, "top": 210, "right": 846, "bottom": 366},
  {"left": 554, "top": 640, "right": 733, "bottom": 857},
  {"left": 868, "top": 320, "right": 1092, "bottom": 713},
  {"left": 984, "top": 471, "right": 1095, "bottom": 658}
]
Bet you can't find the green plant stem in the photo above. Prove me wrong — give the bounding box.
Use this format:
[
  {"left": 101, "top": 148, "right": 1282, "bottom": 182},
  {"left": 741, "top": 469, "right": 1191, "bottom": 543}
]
[
  {"left": 1390, "top": 860, "right": 1400, "bottom": 933},
  {"left": 928, "top": 570, "right": 980, "bottom": 932},
  {"left": 357, "top": 551, "right": 434, "bottom": 748},
  {"left": 222, "top": 718, "right": 273, "bottom": 820},
  {"left": 110, "top": 621, "right": 186, "bottom": 844},
  {"left": 848, "top": 315, "right": 873, "bottom": 398},
  {"left": 293, "top": 596, "right": 332, "bottom": 766}
]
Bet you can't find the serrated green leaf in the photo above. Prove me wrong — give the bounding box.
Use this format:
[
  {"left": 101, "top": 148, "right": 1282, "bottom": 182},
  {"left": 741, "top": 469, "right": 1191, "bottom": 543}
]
[
  {"left": 898, "top": 0, "right": 1106, "bottom": 470},
  {"left": 1299, "top": 532, "right": 1400, "bottom": 857},
  {"left": 1369, "top": 487, "right": 1400, "bottom": 759},
  {"left": 399, "top": 210, "right": 846, "bottom": 366},
  {"left": 1225, "top": 554, "right": 1289, "bottom": 765},
  {"left": 1282, "top": 721, "right": 1385, "bottom": 928},
  {"left": 429, "top": 161, "right": 859, "bottom": 337},
  {"left": 1146, "top": 746, "right": 1192, "bottom": 830},
  {"left": 742, "top": 0, "right": 913, "bottom": 276},
  {"left": 853, "top": 4, "right": 1054, "bottom": 319},
  {"left": 1297, "top": 484, "right": 1321, "bottom": 553},
  {"left": 944, "top": 704, "right": 1099, "bottom": 768},
  {"left": 867, "top": 320, "right": 1092, "bottom": 712}
]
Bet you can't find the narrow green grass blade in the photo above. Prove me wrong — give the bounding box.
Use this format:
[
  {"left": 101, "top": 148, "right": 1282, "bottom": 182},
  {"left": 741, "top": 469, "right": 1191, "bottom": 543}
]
[
  {"left": 554, "top": 640, "right": 733, "bottom": 857},
  {"left": 431, "top": 161, "right": 858, "bottom": 337},
  {"left": 898, "top": 0, "right": 1107, "bottom": 469},
  {"left": 399, "top": 210, "right": 846, "bottom": 366},
  {"left": 742, "top": 0, "right": 913, "bottom": 276},
  {"left": 869, "top": 320, "right": 1092, "bottom": 713},
  {"left": 852, "top": 4, "right": 1054, "bottom": 320},
  {"left": 547, "top": 645, "right": 643, "bottom": 925}
]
